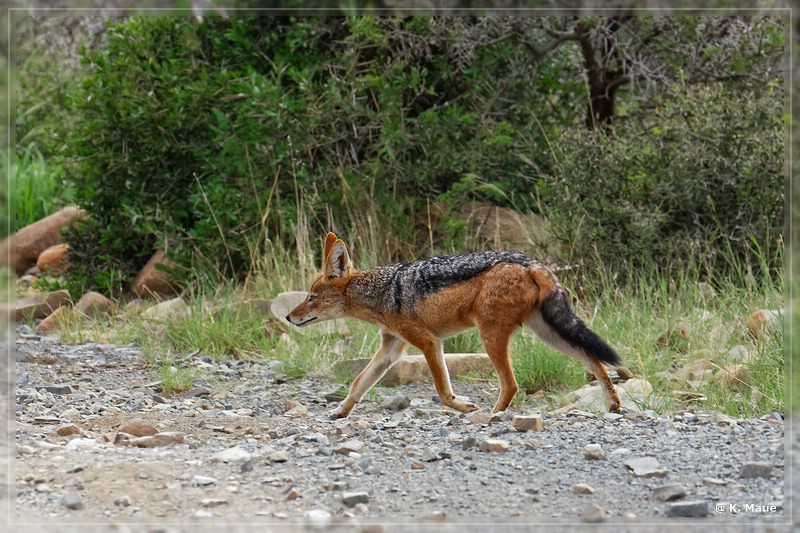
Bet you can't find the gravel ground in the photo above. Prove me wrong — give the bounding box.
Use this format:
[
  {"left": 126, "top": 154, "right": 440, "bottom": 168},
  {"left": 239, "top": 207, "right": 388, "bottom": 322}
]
[{"left": 5, "top": 325, "right": 796, "bottom": 532}]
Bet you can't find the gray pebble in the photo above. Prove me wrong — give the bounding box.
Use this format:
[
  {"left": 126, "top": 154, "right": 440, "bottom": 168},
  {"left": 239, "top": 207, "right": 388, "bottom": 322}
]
[
  {"left": 652, "top": 483, "right": 686, "bottom": 501},
  {"left": 665, "top": 500, "right": 709, "bottom": 517},
  {"left": 381, "top": 394, "right": 410, "bottom": 412},
  {"left": 581, "top": 503, "right": 605, "bottom": 523},
  {"left": 342, "top": 491, "right": 369, "bottom": 507},
  {"left": 43, "top": 384, "right": 73, "bottom": 395},
  {"left": 624, "top": 456, "right": 667, "bottom": 477},
  {"left": 740, "top": 462, "right": 772, "bottom": 478},
  {"left": 62, "top": 491, "right": 83, "bottom": 510}
]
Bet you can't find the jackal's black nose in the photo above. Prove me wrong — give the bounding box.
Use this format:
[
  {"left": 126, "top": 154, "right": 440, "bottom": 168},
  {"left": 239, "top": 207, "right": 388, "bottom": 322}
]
[{"left": 285, "top": 314, "right": 290, "bottom": 321}]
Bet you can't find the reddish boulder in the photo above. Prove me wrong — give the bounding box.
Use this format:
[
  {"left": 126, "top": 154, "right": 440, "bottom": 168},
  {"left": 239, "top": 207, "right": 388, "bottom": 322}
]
[
  {"left": 0, "top": 206, "right": 86, "bottom": 275},
  {"left": 35, "top": 306, "right": 75, "bottom": 333},
  {"left": 75, "top": 291, "right": 117, "bottom": 318},
  {"left": 131, "top": 250, "right": 178, "bottom": 297},
  {"left": 36, "top": 243, "right": 70, "bottom": 274},
  {"left": 118, "top": 418, "right": 158, "bottom": 437},
  {"left": 7, "top": 289, "right": 72, "bottom": 322}
]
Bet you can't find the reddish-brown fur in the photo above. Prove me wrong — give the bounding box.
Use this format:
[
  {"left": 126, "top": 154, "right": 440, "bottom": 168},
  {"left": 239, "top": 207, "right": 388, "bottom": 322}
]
[{"left": 287, "top": 233, "right": 622, "bottom": 418}]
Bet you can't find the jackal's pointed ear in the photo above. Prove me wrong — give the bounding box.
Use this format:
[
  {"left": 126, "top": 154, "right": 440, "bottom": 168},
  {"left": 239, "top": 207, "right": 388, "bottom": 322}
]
[
  {"left": 325, "top": 239, "right": 352, "bottom": 279},
  {"left": 322, "top": 232, "right": 338, "bottom": 265}
]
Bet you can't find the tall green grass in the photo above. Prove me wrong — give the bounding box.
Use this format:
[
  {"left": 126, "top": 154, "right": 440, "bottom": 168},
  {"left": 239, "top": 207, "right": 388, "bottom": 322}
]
[
  {"left": 788, "top": 259, "right": 798, "bottom": 416},
  {"left": 1, "top": 147, "right": 9, "bottom": 239},
  {"left": 7, "top": 144, "right": 72, "bottom": 237}
]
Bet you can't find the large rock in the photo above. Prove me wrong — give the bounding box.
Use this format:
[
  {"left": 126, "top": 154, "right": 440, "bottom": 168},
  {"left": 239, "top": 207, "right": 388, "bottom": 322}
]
[
  {"left": 0, "top": 206, "right": 86, "bottom": 275},
  {"left": 131, "top": 249, "right": 178, "bottom": 297},
  {"left": 460, "top": 202, "right": 558, "bottom": 259},
  {"left": 74, "top": 291, "right": 117, "bottom": 319},
  {"left": 35, "top": 306, "right": 75, "bottom": 333},
  {"left": 746, "top": 309, "right": 782, "bottom": 341},
  {"left": 5, "top": 289, "right": 72, "bottom": 322},
  {"left": 36, "top": 243, "right": 70, "bottom": 274},
  {"left": 333, "top": 353, "right": 496, "bottom": 387},
  {"left": 271, "top": 291, "right": 349, "bottom": 336},
  {"left": 416, "top": 201, "right": 559, "bottom": 261},
  {"left": 142, "top": 297, "right": 189, "bottom": 321}
]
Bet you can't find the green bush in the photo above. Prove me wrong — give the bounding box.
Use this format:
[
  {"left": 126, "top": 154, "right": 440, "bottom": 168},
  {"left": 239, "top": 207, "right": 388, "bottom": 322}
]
[
  {"left": 58, "top": 16, "right": 783, "bottom": 295},
  {"left": 62, "top": 16, "right": 565, "bottom": 294},
  {"left": 540, "top": 82, "right": 784, "bottom": 283}
]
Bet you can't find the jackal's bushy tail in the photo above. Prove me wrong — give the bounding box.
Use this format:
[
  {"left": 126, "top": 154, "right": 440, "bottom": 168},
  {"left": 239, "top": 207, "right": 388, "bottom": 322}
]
[{"left": 540, "top": 290, "right": 622, "bottom": 366}]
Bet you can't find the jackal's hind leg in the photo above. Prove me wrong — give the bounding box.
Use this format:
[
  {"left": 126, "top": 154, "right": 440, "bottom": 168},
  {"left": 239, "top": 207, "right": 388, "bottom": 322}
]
[
  {"left": 584, "top": 357, "right": 622, "bottom": 413},
  {"left": 477, "top": 322, "right": 519, "bottom": 413},
  {"left": 526, "top": 312, "right": 622, "bottom": 413}
]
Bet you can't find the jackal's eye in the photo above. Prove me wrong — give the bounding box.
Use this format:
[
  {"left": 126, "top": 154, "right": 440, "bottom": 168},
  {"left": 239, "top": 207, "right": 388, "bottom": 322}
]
[{"left": 307, "top": 293, "right": 317, "bottom": 302}]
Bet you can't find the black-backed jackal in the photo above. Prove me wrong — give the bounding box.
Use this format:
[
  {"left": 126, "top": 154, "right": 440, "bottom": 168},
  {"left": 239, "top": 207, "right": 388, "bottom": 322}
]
[{"left": 287, "top": 233, "right": 623, "bottom": 418}]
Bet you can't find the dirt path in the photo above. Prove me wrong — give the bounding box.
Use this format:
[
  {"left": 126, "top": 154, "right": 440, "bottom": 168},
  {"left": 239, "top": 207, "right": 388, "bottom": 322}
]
[{"left": 6, "top": 328, "right": 796, "bottom": 531}]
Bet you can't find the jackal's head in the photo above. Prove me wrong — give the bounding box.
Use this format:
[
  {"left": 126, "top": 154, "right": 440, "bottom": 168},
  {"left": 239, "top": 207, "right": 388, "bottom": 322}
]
[{"left": 286, "top": 232, "right": 353, "bottom": 327}]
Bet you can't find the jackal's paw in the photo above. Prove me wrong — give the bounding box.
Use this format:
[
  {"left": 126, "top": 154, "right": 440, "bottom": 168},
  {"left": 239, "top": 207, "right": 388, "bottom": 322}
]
[
  {"left": 328, "top": 403, "right": 351, "bottom": 419},
  {"left": 449, "top": 399, "right": 480, "bottom": 413},
  {"left": 464, "top": 402, "right": 480, "bottom": 413}
]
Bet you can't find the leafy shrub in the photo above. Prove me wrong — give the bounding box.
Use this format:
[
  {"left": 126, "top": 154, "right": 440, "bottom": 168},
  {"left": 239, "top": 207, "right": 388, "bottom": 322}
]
[
  {"left": 57, "top": 16, "right": 783, "bottom": 295},
  {"left": 61, "top": 16, "right": 566, "bottom": 294},
  {"left": 540, "top": 82, "right": 784, "bottom": 283}
]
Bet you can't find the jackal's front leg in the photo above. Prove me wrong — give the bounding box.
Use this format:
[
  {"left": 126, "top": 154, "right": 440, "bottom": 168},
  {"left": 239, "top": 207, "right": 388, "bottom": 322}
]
[{"left": 330, "top": 332, "right": 407, "bottom": 419}]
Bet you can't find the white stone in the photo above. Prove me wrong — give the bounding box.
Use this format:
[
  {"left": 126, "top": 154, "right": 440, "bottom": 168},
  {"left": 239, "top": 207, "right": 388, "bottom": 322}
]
[
  {"left": 60, "top": 408, "right": 81, "bottom": 420},
  {"left": 583, "top": 443, "right": 605, "bottom": 460},
  {"left": 478, "top": 439, "right": 509, "bottom": 453},
  {"left": 191, "top": 475, "right": 218, "bottom": 486},
  {"left": 64, "top": 438, "right": 101, "bottom": 451},
  {"left": 142, "top": 297, "right": 189, "bottom": 321},
  {"left": 625, "top": 456, "right": 668, "bottom": 477},
  {"left": 573, "top": 483, "right": 595, "bottom": 494},
  {"left": 212, "top": 446, "right": 251, "bottom": 464}
]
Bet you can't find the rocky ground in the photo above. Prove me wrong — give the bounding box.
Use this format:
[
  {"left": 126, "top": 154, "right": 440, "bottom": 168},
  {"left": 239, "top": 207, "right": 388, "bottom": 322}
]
[{"left": 5, "top": 325, "right": 796, "bottom": 532}]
